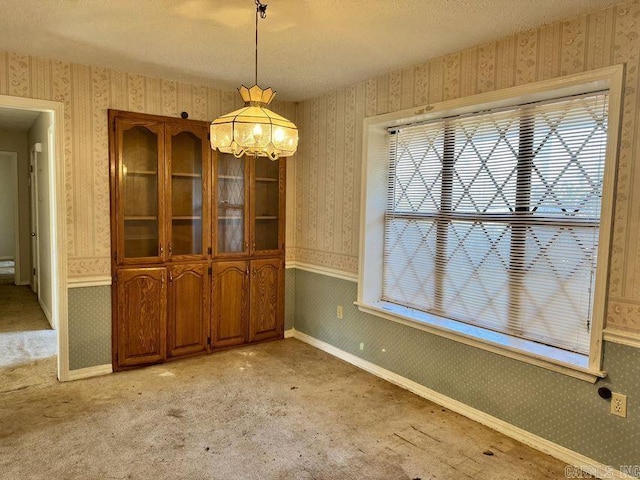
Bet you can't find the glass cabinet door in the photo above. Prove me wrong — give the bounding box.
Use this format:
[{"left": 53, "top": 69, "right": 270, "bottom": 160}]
[
  {"left": 252, "top": 157, "right": 283, "bottom": 253},
  {"left": 216, "top": 153, "right": 248, "bottom": 255},
  {"left": 167, "top": 126, "right": 208, "bottom": 259},
  {"left": 119, "top": 122, "right": 163, "bottom": 262}
]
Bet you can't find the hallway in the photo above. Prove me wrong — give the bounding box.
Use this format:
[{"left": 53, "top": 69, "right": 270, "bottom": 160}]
[{"left": 0, "top": 283, "right": 57, "bottom": 392}]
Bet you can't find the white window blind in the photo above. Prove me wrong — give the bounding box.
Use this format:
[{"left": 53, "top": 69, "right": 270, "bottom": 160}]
[{"left": 383, "top": 92, "right": 609, "bottom": 355}]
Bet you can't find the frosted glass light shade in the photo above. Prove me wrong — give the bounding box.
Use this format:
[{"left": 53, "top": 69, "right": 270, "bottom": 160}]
[{"left": 210, "top": 85, "right": 298, "bottom": 160}]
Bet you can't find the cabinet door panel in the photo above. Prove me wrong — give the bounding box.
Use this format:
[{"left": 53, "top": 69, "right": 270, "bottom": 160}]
[
  {"left": 116, "top": 119, "right": 165, "bottom": 264},
  {"left": 212, "top": 261, "right": 248, "bottom": 348},
  {"left": 168, "top": 263, "right": 209, "bottom": 358},
  {"left": 116, "top": 267, "right": 167, "bottom": 368},
  {"left": 215, "top": 153, "right": 249, "bottom": 256},
  {"left": 250, "top": 157, "right": 285, "bottom": 255},
  {"left": 249, "top": 258, "right": 283, "bottom": 342},
  {"left": 166, "top": 124, "right": 210, "bottom": 260}
]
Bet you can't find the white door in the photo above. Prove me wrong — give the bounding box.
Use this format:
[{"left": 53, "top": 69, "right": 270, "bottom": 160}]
[{"left": 29, "top": 148, "right": 40, "bottom": 294}]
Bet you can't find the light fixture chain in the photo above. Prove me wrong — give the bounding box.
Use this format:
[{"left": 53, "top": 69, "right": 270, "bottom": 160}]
[
  {"left": 255, "top": 2, "right": 258, "bottom": 86},
  {"left": 255, "top": 0, "right": 268, "bottom": 87}
]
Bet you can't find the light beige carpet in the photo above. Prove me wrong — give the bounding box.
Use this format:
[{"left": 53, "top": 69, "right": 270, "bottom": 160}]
[
  {"left": 0, "top": 283, "right": 57, "bottom": 394},
  {"left": 0, "top": 338, "right": 579, "bottom": 480}
]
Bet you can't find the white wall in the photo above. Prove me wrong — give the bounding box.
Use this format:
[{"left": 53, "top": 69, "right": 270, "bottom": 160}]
[
  {"left": 0, "top": 153, "right": 15, "bottom": 260},
  {"left": 0, "top": 129, "right": 29, "bottom": 281},
  {"left": 28, "top": 112, "right": 54, "bottom": 324}
]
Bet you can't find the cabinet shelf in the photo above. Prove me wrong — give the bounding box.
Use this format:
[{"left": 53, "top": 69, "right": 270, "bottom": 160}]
[
  {"left": 125, "top": 216, "right": 157, "bottom": 221},
  {"left": 123, "top": 235, "right": 156, "bottom": 240},
  {"left": 255, "top": 177, "right": 278, "bottom": 182},
  {"left": 219, "top": 175, "right": 244, "bottom": 180},
  {"left": 218, "top": 203, "right": 244, "bottom": 209},
  {"left": 172, "top": 216, "right": 202, "bottom": 220},
  {"left": 255, "top": 216, "right": 278, "bottom": 220},
  {"left": 219, "top": 216, "right": 243, "bottom": 220},
  {"left": 126, "top": 170, "right": 157, "bottom": 176},
  {"left": 172, "top": 172, "right": 201, "bottom": 178}
]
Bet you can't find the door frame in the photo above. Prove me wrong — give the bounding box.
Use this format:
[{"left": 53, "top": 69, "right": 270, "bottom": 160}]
[
  {"left": 0, "top": 94, "right": 68, "bottom": 381},
  {"left": 29, "top": 145, "right": 40, "bottom": 294}
]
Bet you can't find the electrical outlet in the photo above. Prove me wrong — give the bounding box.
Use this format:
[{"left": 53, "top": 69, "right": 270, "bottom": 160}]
[
  {"left": 611, "top": 392, "right": 627, "bottom": 418},
  {"left": 359, "top": 342, "right": 364, "bottom": 351},
  {"left": 336, "top": 305, "right": 343, "bottom": 319}
]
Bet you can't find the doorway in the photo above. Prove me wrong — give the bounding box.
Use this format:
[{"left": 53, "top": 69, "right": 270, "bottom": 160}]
[{"left": 0, "top": 95, "right": 67, "bottom": 382}]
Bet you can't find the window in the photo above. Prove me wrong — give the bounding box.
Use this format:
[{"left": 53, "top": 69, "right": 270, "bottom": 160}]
[
  {"left": 384, "top": 93, "right": 608, "bottom": 355},
  {"left": 358, "top": 67, "right": 623, "bottom": 380}
]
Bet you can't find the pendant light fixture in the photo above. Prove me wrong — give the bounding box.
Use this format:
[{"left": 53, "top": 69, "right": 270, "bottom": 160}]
[{"left": 210, "top": 0, "right": 298, "bottom": 160}]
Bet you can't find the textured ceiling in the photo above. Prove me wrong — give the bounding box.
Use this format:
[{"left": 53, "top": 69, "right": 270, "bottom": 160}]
[{"left": 0, "top": 0, "right": 625, "bottom": 101}]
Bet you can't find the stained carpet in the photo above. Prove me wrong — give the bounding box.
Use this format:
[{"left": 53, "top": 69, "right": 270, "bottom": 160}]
[
  {"left": 0, "top": 338, "right": 580, "bottom": 480},
  {"left": 0, "top": 283, "right": 57, "bottom": 396}
]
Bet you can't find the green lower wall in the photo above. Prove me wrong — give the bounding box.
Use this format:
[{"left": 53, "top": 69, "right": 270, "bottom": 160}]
[
  {"left": 285, "top": 268, "right": 295, "bottom": 330},
  {"left": 294, "top": 269, "right": 640, "bottom": 469},
  {"left": 67, "top": 286, "right": 112, "bottom": 370}
]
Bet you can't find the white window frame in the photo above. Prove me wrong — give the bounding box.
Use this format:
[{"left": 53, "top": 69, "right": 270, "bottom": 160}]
[{"left": 356, "top": 65, "right": 624, "bottom": 383}]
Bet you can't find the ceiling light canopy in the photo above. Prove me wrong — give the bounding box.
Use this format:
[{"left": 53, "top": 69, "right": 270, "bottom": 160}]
[{"left": 210, "top": 0, "right": 298, "bottom": 161}]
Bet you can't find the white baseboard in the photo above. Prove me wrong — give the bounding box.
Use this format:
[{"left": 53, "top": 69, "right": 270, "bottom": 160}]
[
  {"left": 284, "top": 328, "right": 295, "bottom": 338},
  {"left": 291, "top": 329, "right": 636, "bottom": 480},
  {"left": 66, "top": 364, "right": 113, "bottom": 381},
  {"left": 39, "top": 297, "right": 53, "bottom": 329}
]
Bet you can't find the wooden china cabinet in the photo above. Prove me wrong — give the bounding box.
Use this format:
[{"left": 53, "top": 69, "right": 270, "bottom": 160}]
[{"left": 109, "top": 110, "right": 285, "bottom": 371}]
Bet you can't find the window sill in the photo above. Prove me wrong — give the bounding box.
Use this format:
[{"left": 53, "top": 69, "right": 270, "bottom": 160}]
[{"left": 355, "top": 300, "right": 606, "bottom": 383}]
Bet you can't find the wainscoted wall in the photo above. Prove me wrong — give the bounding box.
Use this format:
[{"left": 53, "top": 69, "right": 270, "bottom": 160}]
[
  {"left": 0, "top": 49, "right": 297, "bottom": 280},
  {"left": 290, "top": 0, "right": 640, "bottom": 472},
  {"left": 293, "top": 0, "right": 640, "bottom": 336},
  {"left": 294, "top": 270, "right": 640, "bottom": 468},
  {"left": 67, "top": 285, "right": 111, "bottom": 370}
]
